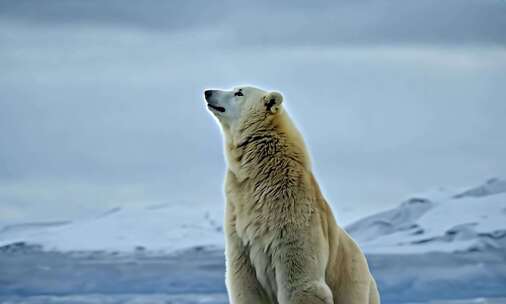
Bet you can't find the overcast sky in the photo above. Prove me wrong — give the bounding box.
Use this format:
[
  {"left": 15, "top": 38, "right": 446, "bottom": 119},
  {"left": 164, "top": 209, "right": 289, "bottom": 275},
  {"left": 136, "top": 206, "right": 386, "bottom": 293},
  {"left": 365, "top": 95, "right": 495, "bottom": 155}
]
[{"left": 1, "top": 0, "right": 505, "bottom": 225}]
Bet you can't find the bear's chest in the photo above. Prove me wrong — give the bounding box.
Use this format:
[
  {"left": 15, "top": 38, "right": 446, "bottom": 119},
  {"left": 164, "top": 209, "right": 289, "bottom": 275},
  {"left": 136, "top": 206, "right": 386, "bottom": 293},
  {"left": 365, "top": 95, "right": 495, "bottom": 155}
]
[
  {"left": 226, "top": 176, "right": 278, "bottom": 244},
  {"left": 227, "top": 190, "right": 282, "bottom": 302},
  {"left": 234, "top": 199, "right": 279, "bottom": 246}
]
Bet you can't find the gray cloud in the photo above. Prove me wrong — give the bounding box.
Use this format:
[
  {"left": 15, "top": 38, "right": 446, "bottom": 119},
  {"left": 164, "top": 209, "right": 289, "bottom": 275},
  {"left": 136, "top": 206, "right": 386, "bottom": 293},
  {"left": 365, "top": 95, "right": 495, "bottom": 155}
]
[
  {"left": 231, "top": 0, "right": 506, "bottom": 46},
  {"left": 1, "top": 0, "right": 505, "bottom": 46},
  {"left": 0, "top": 0, "right": 226, "bottom": 31},
  {"left": 0, "top": 1, "right": 505, "bottom": 225}
]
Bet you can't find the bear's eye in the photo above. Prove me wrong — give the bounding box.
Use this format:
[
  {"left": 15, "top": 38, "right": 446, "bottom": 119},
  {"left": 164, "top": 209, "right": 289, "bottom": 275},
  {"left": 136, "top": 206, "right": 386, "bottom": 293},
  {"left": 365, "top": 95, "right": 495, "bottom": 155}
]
[{"left": 234, "top": 91, "right": 244, "bottom": 97}]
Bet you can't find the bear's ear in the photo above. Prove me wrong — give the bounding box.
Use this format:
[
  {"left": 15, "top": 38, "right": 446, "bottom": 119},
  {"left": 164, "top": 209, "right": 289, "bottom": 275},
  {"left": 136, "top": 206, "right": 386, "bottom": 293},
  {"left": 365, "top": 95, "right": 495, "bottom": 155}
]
[{"left": 263, "top": 91, "right": 283, "bottom": 114}]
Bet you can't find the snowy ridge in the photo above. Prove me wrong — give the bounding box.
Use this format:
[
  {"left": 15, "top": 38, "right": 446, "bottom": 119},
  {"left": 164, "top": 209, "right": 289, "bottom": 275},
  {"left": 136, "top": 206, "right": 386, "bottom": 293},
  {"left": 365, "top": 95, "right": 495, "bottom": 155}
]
[
  {"left": 346, "top": 178, "right": 506, "bottom": 254},
  {"left": 453, "top": 178, "right": 506, "bottom": 198},
  {"left": 0, "top": 179, "right": 505, "bottom": 255},
  {"left": 0, "top": 202, "right": 224, "bottom": 253}
]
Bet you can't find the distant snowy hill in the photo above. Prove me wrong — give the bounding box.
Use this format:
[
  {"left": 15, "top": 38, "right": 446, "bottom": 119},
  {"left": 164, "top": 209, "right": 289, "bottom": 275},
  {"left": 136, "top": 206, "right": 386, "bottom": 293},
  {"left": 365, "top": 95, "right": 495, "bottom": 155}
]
[
  {"left": 0, "top": 178, "right": 505, "bottom": 255},
  {"left": 347, "top": 178, "right": 506, "bottom": 254},
  {"left": 0, "top": 202, "right": 224, "bottom": 252},
  {"left": 345, "top": 178, "right": 506, "bottom": 303}
]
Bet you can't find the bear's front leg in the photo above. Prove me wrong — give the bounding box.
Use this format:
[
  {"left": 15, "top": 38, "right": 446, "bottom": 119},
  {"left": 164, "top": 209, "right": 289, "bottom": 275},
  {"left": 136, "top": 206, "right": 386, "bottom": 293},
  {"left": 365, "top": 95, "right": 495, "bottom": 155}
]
[
  {"left": 225, "top": 240, "right": 270, "bottom": 304},
  {"left": 274, "top": 223, "right": 333, "bottom": 304},
  {"left": 225, "top": 203, "right": 269, "bottom": 304}
]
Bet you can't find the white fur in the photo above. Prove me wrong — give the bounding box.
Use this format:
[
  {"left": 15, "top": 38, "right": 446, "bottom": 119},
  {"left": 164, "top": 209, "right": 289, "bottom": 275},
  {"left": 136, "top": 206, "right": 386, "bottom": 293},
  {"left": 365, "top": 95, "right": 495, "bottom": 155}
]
[{"left": 206, "top": 86, "right": 380, "bottom": 304}]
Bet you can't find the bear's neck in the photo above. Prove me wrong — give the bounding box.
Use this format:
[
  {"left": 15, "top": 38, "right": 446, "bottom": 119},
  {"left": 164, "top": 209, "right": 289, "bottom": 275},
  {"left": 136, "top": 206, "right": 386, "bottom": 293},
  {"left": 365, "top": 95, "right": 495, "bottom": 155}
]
[{"left": 224, "top": 112, "right": 311, "bottom": 188}]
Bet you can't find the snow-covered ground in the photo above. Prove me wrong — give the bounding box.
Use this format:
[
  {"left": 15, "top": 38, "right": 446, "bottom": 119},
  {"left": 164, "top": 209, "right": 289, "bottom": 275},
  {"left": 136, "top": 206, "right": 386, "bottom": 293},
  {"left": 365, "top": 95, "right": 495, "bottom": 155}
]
[
  {"left": 0, "top": 178, "right": 505, "bottom": 303},
  {"left": 2, "top": 178, "right": 505, "bottom": 255},
  {"left": 344, "top": 178, "right": 506, "bottom": 303},
  {"left": 347, "top": 178, "right": 506, "bottom": 254},
  {"left": 0, "top": 202, "right": 224, "bottom": 253},
  {"left": 1, "top": 178, "right": 505, "bottom": 256}
]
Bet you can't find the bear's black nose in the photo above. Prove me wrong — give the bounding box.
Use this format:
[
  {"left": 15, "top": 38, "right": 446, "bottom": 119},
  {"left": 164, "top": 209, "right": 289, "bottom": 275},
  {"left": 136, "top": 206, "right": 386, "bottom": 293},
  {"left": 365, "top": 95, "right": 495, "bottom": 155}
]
[{"left": 204, "top": 90, "right": 213, "bottom": 99}]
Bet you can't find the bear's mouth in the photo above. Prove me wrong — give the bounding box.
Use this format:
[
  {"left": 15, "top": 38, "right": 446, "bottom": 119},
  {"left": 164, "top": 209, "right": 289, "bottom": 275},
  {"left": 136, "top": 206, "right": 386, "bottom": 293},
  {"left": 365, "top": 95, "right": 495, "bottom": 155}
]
[{"left": 207, "top": 104, "right": 225, "bottom": 113}]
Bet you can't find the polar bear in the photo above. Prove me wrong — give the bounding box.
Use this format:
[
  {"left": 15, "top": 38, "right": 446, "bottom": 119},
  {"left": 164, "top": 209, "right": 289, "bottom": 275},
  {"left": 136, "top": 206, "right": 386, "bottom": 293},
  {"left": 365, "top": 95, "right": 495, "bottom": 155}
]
[{"left": 204, "top": 86, "right": 380, "bottom": 304}]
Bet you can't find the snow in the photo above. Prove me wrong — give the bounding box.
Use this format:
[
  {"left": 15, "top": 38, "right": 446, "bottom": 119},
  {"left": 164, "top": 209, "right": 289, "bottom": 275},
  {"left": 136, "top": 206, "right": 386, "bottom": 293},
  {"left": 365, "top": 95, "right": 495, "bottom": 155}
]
[
  {"left": 1, "top": 178, "right": 505, "bottom": 255},
  {"left": 347, "top": 178, "right": 506, "bottom": 254},
  {"left": 0, "top": 202, "right": 225, "bottom": 252}
]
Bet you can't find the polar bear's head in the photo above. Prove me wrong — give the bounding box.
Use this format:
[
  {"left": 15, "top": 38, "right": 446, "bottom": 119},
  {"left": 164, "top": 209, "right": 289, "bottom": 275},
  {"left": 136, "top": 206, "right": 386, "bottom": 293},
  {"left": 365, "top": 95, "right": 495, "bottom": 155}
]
[{"left": 204, "top": 86, "right": 283, "bottom": 130}]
